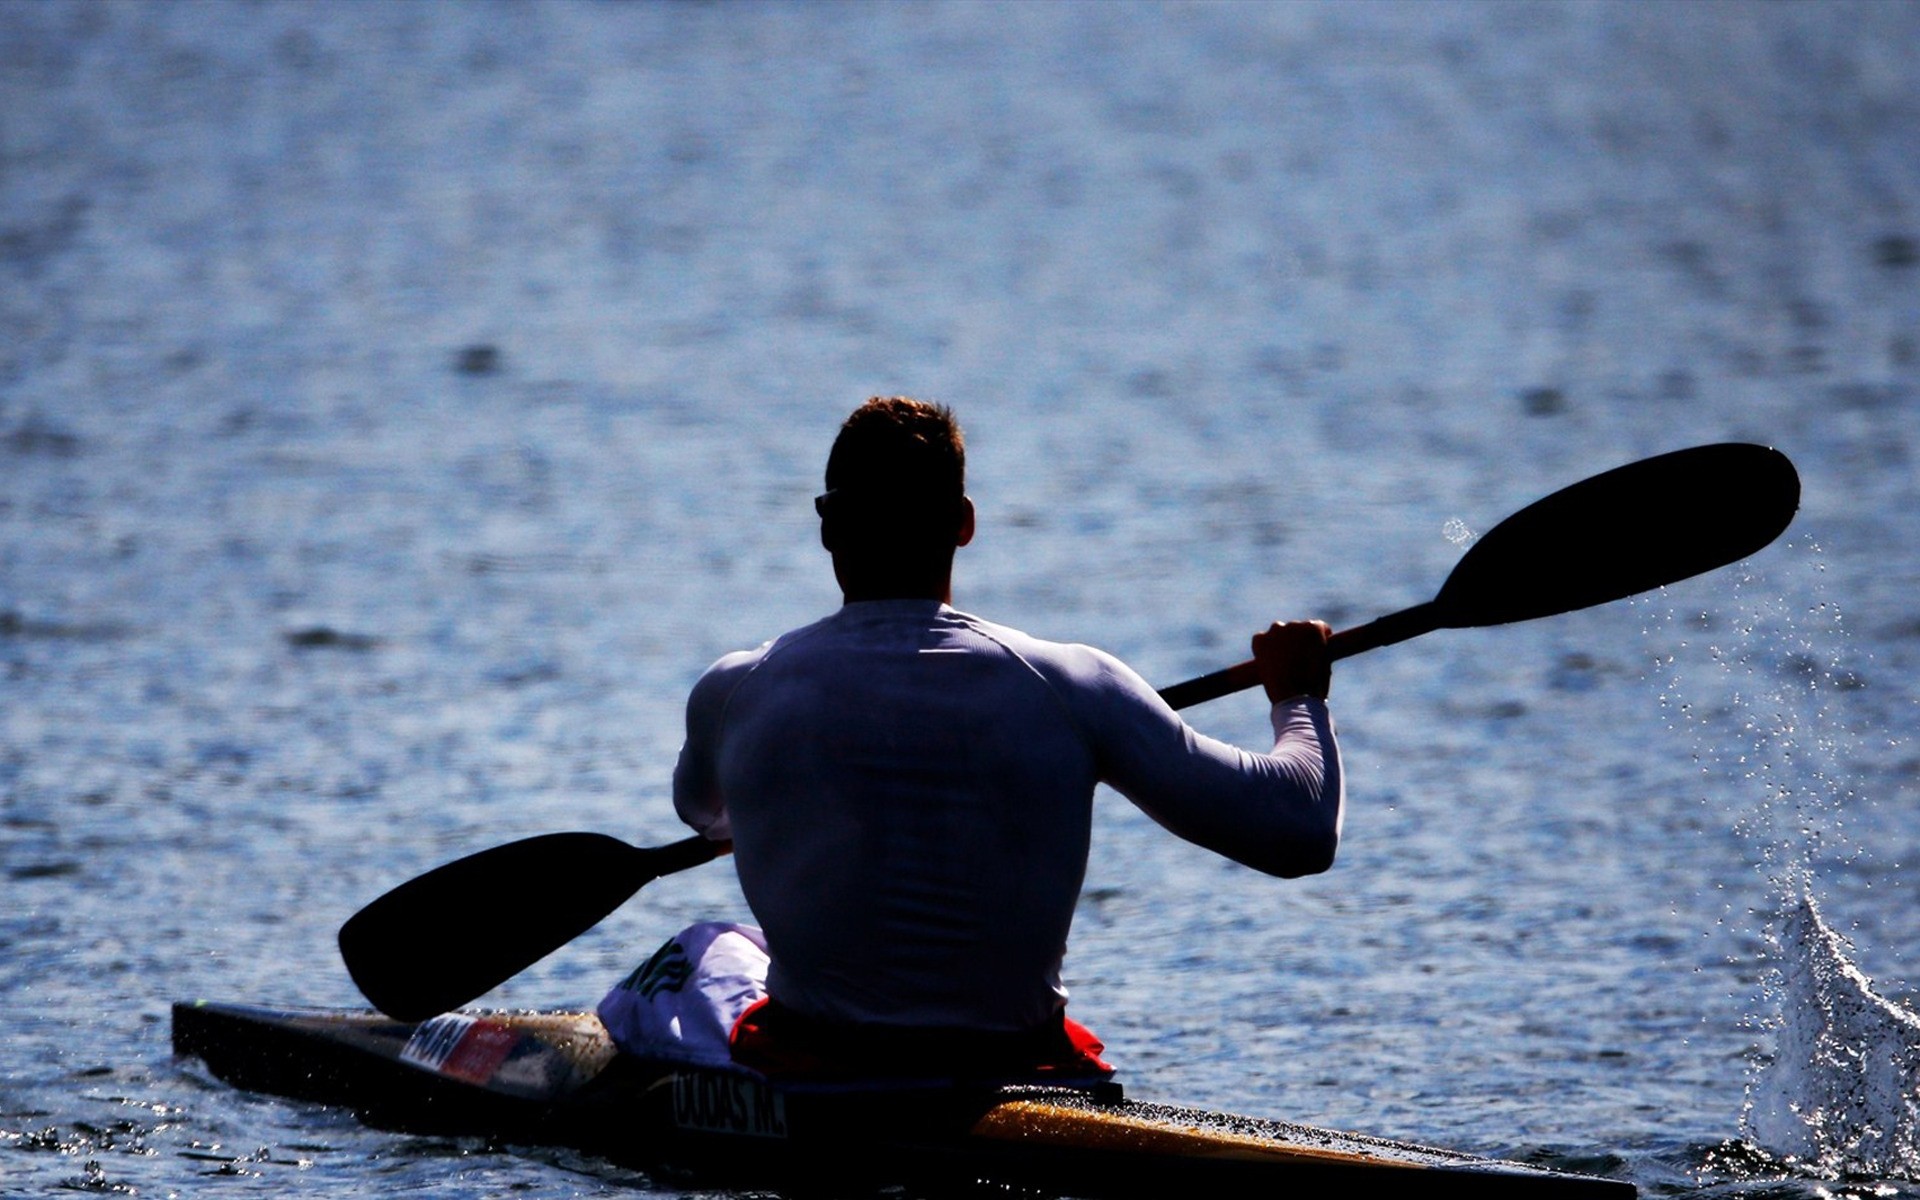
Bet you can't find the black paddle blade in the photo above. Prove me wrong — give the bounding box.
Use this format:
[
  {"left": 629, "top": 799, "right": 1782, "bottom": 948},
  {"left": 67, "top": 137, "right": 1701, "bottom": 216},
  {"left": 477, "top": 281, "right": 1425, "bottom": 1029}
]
[
  {"left": 1434, "top": 442, "right": 1800, "bottom": 628},
  {"left": 338, "top": 833, "right": 716, "bottom": 1022},
  {"left": 1157, "top": 442, "right": 1800, "bottom": 706}
]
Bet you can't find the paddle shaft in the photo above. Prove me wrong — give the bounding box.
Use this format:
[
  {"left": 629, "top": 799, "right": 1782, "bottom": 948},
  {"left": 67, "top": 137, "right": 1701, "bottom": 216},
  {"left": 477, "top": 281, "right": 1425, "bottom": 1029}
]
[{"left": 1155, "top": 604, "right": 1437, "bottom": 710}]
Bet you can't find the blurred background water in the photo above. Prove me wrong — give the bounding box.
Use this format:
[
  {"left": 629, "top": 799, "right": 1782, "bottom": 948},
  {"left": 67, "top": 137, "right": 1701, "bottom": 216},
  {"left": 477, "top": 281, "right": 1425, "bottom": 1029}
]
[{"left": 2, "top": 1, "right": 1917, "bottom": 1195}]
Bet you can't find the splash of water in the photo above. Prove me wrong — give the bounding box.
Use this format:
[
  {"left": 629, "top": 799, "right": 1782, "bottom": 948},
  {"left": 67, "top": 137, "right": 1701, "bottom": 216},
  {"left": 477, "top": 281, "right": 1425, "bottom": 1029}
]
[
  {"left": 1744, "top": 877, "right": 1920, "bottom": 1178},
  {"left": 1650, "top": 540, "right": 1919, "bottom": 1182}
]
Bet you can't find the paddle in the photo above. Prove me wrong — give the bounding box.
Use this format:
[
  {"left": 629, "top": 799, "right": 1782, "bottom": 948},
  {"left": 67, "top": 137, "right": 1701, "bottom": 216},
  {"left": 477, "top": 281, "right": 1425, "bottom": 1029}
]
[
  {"left": 340, "top": 833, "right": 727, "bottom": 1022},
  {"left": 341, "top": 441, "right": 1800, "bottom": 1022},
  {"left": 1157, "top": 441, "right": 1801, "bottom": 708}
]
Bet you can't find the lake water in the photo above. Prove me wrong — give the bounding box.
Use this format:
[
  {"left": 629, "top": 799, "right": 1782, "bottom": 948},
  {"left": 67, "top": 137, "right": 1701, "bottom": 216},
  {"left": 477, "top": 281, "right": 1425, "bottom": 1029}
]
[{"left": 3, "top": 1, "right": 1918, "bottom": 1196}]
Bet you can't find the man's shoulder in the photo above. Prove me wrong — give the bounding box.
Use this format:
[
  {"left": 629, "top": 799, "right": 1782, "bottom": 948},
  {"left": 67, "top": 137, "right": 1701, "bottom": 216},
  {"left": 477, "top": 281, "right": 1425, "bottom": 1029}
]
[
  {"left": 686, "top": 621, "right": 817, "bottom": 720},
  {"left": 709, "top": 610, "right": 843, "bottom": 666},
  {"left": 948, "top": 610, "right": 1137, "bottom": 687}
]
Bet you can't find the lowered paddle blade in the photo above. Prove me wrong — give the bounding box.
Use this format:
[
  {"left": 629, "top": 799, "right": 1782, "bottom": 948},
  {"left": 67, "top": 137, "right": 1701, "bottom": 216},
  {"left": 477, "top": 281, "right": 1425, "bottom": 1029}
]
[{"left": 339, "top": 833, "right": 720, "bottom": 1022}]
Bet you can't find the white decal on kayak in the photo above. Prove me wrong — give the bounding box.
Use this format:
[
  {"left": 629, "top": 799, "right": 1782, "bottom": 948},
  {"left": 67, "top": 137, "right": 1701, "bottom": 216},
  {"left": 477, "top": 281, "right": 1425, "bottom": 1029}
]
[
  {"left": 400, "top": 1014, "right": 519, "bottom": 1085},
  {"left": 670, "top": 1071, "right": 789, "bottom": 1139},
  {"left": 402, "top": 1014, "right": 475, "bottom": 1070}
]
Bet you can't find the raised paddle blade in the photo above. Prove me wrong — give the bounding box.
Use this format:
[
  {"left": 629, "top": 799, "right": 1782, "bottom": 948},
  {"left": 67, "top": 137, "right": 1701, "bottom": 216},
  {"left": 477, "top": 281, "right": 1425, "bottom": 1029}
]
[
  {"left": 1431, "top": 442, "right": 1800, "bottom": 628},
  {"left": 1157, "top": 443, "right": 1800, "bottom": 708},
  {"left": 338, "top": 833, "right": 721, "bottom": 1022}
]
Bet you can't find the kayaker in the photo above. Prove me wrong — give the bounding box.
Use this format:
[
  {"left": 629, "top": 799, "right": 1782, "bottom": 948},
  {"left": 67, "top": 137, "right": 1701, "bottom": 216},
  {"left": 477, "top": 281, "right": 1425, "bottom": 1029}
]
[{"left": 600, "top": 396, "right": 1341, "bottom": 1081}]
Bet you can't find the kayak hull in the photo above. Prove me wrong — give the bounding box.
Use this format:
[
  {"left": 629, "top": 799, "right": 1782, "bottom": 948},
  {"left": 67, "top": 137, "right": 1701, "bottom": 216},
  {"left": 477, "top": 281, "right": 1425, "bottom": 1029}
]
[{"left": 171, "top": 1000, "right": 1633, "bottom": 1197}]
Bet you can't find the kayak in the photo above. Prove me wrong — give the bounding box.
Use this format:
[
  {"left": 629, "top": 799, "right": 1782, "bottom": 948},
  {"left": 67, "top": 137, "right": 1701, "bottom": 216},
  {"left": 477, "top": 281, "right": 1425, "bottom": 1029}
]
[{"left": 171, "top": 1000, "right": 1633, "bottom": 1197}]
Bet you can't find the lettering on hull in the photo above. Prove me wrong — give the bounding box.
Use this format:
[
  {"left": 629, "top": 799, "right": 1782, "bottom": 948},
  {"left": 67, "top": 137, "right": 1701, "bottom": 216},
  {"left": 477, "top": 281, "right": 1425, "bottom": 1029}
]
[{"left": 670, "top": 1071, "right": 789, "bottom": 1139}]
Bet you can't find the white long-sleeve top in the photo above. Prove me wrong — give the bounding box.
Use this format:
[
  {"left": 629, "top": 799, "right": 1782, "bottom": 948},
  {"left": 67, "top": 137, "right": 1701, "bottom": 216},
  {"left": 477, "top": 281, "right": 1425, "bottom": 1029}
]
[{"left": 673, "top": 599, "right": 1343, "bottom": 1032}]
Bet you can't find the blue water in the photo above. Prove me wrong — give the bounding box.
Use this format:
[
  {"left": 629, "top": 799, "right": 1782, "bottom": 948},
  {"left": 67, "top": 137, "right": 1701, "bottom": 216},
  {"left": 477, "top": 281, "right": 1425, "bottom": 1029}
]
[{"left": 4, "top": 1, "right": 1918, "bottom": 1195}]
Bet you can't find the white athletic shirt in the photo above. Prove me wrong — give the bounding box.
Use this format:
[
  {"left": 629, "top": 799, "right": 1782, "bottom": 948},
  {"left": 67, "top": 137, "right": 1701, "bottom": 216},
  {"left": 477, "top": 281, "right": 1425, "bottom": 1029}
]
[{"left": 673, "top": 599, "right": 1343, "bottom": 1033}]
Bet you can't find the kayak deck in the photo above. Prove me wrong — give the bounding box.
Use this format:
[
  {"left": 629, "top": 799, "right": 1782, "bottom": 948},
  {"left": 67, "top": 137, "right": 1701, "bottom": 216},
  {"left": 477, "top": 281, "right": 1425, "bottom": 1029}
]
[{"left": 171, "top": 1000, "right": 1633, "bottom": 1197}]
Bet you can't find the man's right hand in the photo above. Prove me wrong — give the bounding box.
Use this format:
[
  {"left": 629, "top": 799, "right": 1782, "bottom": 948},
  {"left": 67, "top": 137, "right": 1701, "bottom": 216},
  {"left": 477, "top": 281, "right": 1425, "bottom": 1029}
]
[{"left": 1251, "top": 620, "right": 1332, "bottom": 703}]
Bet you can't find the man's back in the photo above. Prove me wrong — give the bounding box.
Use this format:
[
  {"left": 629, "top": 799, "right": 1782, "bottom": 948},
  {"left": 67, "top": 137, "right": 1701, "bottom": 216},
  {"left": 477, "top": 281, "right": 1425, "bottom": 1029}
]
[
  {"left": 674, "top": 599, "right": 1343, "bottom": 1033},
  {"left": 678, "top": 600, "right": 1100, "bottom": 1031}
]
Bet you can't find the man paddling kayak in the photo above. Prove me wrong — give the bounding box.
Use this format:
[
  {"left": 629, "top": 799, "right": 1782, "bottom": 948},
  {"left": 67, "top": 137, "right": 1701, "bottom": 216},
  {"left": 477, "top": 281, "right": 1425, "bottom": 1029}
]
[{"left": 600, "top": 397, "right": 1342, "bottom": 1079}]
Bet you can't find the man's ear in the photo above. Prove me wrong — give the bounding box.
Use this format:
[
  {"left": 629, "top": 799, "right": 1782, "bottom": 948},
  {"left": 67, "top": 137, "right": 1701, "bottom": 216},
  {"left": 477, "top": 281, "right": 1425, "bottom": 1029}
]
[{"left": 956, "top": 496, "right": 976, "bottom": 548}]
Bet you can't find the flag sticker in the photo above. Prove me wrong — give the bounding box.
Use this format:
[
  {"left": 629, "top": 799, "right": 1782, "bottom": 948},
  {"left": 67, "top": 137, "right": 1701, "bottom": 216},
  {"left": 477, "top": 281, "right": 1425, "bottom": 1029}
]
[{"left": 401, "top": 1014, "right": 520, "bottom": 1084}]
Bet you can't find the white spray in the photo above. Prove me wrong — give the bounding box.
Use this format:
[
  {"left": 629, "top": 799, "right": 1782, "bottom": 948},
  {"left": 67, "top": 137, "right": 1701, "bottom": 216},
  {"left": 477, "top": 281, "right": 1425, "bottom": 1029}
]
[
  {"left": 1652, "top": 543, "right": 1920, "bottom": 1182},
  {"left": 1743, "top": 878, "right": 1920, "bottom": 1174}
]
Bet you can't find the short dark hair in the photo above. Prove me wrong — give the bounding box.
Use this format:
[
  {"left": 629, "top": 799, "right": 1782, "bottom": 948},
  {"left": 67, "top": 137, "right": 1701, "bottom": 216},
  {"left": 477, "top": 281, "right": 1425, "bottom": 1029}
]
[
  {"left": 824, "top": 396, "right": 964, "bottom": 496},
  {"left": 818, "top": 398, "right": 966, "bottom": 545}
]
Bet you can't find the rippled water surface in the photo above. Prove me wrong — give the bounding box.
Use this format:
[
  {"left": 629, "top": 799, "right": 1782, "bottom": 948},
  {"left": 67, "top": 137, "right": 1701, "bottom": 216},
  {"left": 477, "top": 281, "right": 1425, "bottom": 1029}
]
[{"left": 4, "top": 2, "right": 1919, "bottom": 1196}]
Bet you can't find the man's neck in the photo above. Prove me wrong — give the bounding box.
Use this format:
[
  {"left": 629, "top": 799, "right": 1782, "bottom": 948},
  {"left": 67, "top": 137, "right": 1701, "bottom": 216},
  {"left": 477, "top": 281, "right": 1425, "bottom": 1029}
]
[
  {"left": 834, "top": 561, "right": 954, "bottom": 606},
  {"left": 839, "top": 581, "right": 953, "bottom": 605}
]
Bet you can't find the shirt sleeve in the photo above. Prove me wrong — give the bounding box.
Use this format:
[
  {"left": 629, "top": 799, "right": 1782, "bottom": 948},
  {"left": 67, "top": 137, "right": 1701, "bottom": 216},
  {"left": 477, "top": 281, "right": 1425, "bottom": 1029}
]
[
  {"left": 1066, "top": 648, "right": 1344, "bottom": 878},
  {"left": 672, "top": 649, "right": 761, "bottom": 841}
]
